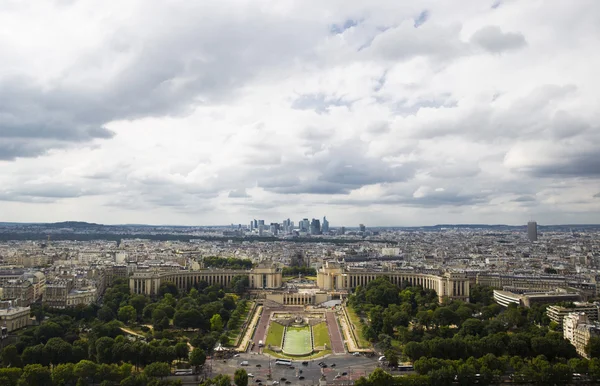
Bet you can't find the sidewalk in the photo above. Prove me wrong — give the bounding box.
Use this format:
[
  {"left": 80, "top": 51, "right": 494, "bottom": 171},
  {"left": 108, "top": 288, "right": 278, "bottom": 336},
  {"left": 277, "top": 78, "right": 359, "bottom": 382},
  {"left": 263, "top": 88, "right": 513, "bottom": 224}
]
[
  {"left": 338, "top": 307, "right": 372, "bottom": 353},
  {"left": 236, "top": 305, "right": 263, "bottom": 352}
]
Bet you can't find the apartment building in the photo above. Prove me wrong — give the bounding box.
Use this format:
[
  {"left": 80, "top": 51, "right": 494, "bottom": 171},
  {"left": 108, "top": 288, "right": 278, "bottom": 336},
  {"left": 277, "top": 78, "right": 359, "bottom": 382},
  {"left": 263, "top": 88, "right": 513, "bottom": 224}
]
[{"left": 564, "top": 312, "right": 600, "bottom": 359}]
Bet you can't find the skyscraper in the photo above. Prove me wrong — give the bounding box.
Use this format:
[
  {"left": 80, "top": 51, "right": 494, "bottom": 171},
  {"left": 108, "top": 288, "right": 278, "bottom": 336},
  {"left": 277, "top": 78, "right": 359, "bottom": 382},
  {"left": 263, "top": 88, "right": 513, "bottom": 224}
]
[
  {"left": 310, "top": 219, "right": 321, "bottom": 235},
  {"left": 359, "top": 224, "right": 366, "bottom": 233},
  {"left": 527, "top": 221, "right": 538, "bottom": 242},
  {"left": 322, "top": 216, "right": 329, "bottom": 233}
]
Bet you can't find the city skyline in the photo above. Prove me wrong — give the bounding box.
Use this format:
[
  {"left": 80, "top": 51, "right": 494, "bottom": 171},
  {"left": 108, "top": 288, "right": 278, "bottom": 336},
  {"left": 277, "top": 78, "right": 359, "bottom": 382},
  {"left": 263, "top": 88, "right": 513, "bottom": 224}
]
[{"left": 1, "top": 1, "right": 599, "bottom": 226}]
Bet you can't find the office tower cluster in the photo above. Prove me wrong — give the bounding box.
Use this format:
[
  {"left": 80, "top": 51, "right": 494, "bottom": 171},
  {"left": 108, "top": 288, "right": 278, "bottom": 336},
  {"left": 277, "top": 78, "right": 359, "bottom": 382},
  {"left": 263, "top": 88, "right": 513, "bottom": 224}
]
[{"left": 248, "top": 216, "right": 341, "bottom": 236}]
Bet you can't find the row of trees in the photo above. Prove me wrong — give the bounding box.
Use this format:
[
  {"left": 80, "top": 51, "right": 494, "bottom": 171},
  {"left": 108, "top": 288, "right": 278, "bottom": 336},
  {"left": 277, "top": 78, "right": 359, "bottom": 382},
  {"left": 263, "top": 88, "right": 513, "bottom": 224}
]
[
  {"left": 203, "top": 256, "right": 253, "bottom": 270},
  {"left": 0, "top": 360, "right": 183, "bottom": 386},
  {"left": 281, "top": 266, "right": 317, "bottom": 276}
]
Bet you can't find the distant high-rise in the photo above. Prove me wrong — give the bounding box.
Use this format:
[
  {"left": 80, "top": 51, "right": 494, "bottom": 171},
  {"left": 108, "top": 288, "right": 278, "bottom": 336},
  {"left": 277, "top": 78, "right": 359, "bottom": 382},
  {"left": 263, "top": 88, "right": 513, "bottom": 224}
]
[
  {"left": 527, "top": 221, "right": 538, "bottom": 242},
  {"left": 310, "top": 219, "right": 321, "bottom": 235},
  {"left": 300, "top": 218, "right": 310, "bottom": 233},
  {"left": 322, "top": 216, "right": 329, "bottom": 233},
  {"left": 359, "top": 224, "right": 366, "bottom": 233}
]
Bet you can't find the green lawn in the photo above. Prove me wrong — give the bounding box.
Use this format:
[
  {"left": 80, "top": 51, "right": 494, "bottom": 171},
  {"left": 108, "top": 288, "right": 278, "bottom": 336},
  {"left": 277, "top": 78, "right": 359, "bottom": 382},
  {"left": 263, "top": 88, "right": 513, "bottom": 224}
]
[
  {"left": 346, "top": 306, "right": 370, "bottom": 348},
  {"left": 266, "top": 322, "right": 285, "bottom": 347},
  {"left": 283, "top": 326, "right": 312, "bottom": 355},
  {"left": 312, "top": 322, "right": 331, "bottom": 348}
]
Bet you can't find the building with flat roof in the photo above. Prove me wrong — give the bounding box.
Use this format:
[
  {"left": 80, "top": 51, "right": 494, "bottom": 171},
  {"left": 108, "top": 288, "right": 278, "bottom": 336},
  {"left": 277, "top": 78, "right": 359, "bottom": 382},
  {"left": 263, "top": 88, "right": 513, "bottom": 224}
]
[
  {"left": 494, "top": 289, "right": 581, "bottom": 308},
  {"left": 547, "top": 303, "right": 599, "bottom": 328},
  {"left": 0, "top": 301, "right": 30, "bottom": 333}
]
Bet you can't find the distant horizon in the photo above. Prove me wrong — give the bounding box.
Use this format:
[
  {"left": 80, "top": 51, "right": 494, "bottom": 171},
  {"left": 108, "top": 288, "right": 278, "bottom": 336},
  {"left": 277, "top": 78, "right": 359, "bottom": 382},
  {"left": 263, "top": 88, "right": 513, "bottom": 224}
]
[{"left": 1, "top": 220, "right": 599, "bottom": 228}]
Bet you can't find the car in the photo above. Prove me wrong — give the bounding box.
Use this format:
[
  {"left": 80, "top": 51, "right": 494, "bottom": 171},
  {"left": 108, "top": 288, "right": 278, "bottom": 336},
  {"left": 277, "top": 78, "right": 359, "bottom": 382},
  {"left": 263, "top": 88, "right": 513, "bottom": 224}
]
[
  {"left": 341, "top": 372, "right": 347, "bottom": 376},
  {"left": 331, "top": 363, "right": 336, "bottom": 367},
  {"left": 280, "top": 378, "right": 286, "bottom": 381},
  {"left": 256, "top": 364, "right": 262, "bottom": 367},
  {"left": 241, "top": 361, "right": 249, "bottom": 366},
  {"left": 320, "top": 364, "right": 327, "bottom": 368},
  {"left": 234, "top": 354, "right": 240, "bottom": 358},
  {"left": 299, "top": 377, "right": 305, "bottom": 380},
  {"left": 285, "top": 382, "right": 291, "bottom": 385},
  {"left": 352, "top": 352, "right": 360, "bottom": 356},
  {"left": 302, "top": 361, "right": 309, "bottom": 366},
  {"left": 299, "top": 370, "right": 303, "bottom": 374},
  {"left": 272, "top": 381, "right": 279, "bottom": 385},
  {"left": 255, "top": 380, "right": 262, "bottom": 383},
  {"left": 335, "top": 375, "right": 341, "bottom": 379},
  {"left": 248, "top": 374, "right": 254, "bottom": 378},
  {"left": 318, "top": 362, "right": 325, "bottom": 366}
]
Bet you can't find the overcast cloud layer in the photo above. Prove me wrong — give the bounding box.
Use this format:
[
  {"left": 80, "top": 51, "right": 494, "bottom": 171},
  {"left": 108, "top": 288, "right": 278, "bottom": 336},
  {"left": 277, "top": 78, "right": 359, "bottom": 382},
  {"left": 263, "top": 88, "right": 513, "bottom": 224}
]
[{"left": 1, "top": 0, "right": 599, "bottom": 226}]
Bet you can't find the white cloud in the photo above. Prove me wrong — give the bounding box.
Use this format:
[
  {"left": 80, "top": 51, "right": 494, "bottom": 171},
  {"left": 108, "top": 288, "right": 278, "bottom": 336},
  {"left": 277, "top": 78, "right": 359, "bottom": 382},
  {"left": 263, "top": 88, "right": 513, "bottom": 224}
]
[{"left": 0, "top": 0, "right": 599, "bottom": 225}]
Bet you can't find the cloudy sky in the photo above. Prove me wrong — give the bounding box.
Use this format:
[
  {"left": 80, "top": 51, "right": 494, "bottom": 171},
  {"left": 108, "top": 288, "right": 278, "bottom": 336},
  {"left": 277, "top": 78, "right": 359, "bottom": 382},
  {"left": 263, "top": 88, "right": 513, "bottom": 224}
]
[{"left": 1, "top": 0, "right": 599, "bottom": 226}]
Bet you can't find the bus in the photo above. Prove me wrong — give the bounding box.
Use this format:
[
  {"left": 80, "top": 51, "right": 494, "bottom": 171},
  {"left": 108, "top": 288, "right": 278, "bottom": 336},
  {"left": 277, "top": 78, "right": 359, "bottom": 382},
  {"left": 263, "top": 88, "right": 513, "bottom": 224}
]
[
  {"left": 174, "top": 369, "right": 193, "bottom": 375},
  {"left": 398, "top": 365, "right": 414, "bottom": 372},
  {"left": 275, "top": 359, "right": 292, "bottom": 366}
]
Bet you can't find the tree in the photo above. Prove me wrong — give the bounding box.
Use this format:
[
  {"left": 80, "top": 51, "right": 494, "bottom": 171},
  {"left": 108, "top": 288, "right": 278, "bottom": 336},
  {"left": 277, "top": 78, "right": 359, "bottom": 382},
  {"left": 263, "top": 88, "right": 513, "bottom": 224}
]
[
  {"left": 586, "top": 336, "right": 600, "bottom": 358},
  {"left": 234, "top": 369, "right": 248, "bottom": 386},
  {"left": 152, "top": 309, "right": 170, "bottom": 331},
  {"left": 1, "top": 344, "right": 22, "bottom": 368},
  {"left": 129, "top": 295, "right": 149, "bottom": 317},
  {"left": 211, "top": 374, "right": 232, "bottom": 386},
  {"left": 367, "top": 368, "right": 393, "bottom": 386},
  {"left": 19, "top": 364, "right": 52, "bottom": 386},
  {"left": 74, "top": 360, "right": 98, "bottom": 383},
  {"left": 433, "top": 307, "right": 459, "bottom": 327},
  {"left": 98, "top": 306, "right": 115, "bottom": 323},
  {"left": 43, "top": 337, "right": 72, "bottom": 365},
  {"left": 95, "top": 336, "right": 115, "bottom": 364},
  {"left": 51, "top": 363, "right": 76, "bottom": 386},
  {"left": 384, "top": 349, "right": 399, "bottom": 367},
  {"left": 21, "top": 344, "right": 47, "bottom": 366},
  {"left": 118, "top": 305, "right": 137, "bottom": 324},
  {"left": 34, "top": 321, "right": 63, "bottom": 343},
  {"left": 175, "top": 342, "right": 189, "bottom": 362},
  {"left": 190, "top": 348, "right": 206, "bottom": 373},
  {"left": 0, "top": 368, "right": 22, "bottom": 386},
  {"left": 158, "top": 282, "right": 179, "bottom": 298},
  {"left": 144, "top": 362, "right": 170, "bottom": 379},
  {"left": 210, "top": 314, "right": 224, "bottom": 331}
]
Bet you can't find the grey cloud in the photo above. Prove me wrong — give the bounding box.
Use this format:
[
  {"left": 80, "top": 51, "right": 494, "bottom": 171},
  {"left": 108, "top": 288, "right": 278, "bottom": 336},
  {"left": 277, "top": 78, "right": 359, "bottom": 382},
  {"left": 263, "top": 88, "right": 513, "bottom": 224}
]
[
  {"left": 0, "top": 183, "right": 107, "bottom": 203},
  {"left": 228, "top": 189, "right": 250, "bottom": 198},
  {"left": 470, "top": 26, "right": 526, "bottom": 53},
  {"left": 257, "top": 141, "right": 416, "bottom": 195},
  {"left": 291, "top": 94, "right": 352, "bottom": 114},
  {"left": 594, "top": 193, "right": 600, "bottom": 198},
  {"left": 512, "top": 195, "right": 536, "bottom": 202},
  {"left": 367, "top": 22, "right": 468, "bottom": 61},
  {"left": 328, "top": 189, "right": 488, "bottom": 208},
  {"left": 0, "top": 2, "right": 325, "bottom": 159},
  {"left": 330, "top": 19, "right": 360, "bottom": 34},
  {"left": 428, "top": 164, "right": 480, "bottom": 179},
  {"left": 414, "top": 10, "right": 430, "bottom": 28},
  {"left": 526, "top": 151, "right": 600, "bottom": 178}
]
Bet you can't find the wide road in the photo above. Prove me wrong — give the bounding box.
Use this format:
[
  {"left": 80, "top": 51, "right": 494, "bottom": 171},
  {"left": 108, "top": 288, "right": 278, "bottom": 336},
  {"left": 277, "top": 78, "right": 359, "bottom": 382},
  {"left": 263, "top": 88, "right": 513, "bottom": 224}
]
[
  {"left": 251, "top": 307, "right": 272, "bottom": 352},
  {"left": 210, "top": 352, "right": 380, "bottom": 385},
  {"left": 326, "top": 311, "right": 345, "bottom": 354}
]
